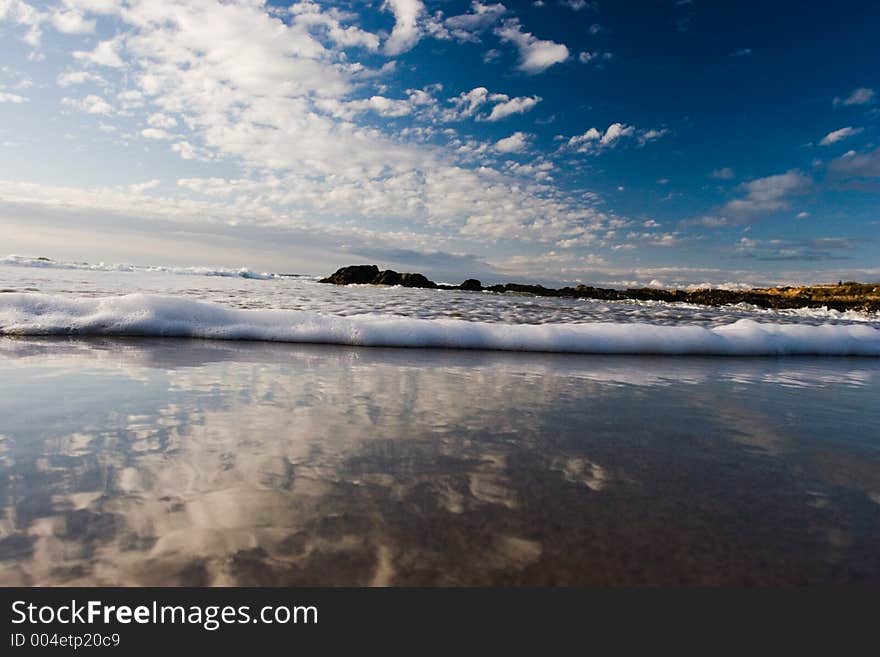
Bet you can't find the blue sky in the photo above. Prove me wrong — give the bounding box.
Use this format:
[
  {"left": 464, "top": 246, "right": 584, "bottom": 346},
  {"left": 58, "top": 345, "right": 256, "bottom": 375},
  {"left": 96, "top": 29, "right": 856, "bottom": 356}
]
[{"left": 0, "top": 0, "right": 877, "bottom": 287}]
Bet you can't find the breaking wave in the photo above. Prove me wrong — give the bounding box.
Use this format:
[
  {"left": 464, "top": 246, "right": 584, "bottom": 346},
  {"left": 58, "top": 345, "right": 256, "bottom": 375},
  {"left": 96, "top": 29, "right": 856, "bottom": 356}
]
[{"left": 1, "top": 293, "right": 878, "bottom": 356}]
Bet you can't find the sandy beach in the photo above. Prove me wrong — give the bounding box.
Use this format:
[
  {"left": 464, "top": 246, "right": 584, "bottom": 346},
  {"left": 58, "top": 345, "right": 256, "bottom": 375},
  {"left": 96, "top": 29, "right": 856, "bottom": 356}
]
[{"left": 1, "top": 337, "right": 878, "bottom": 586}]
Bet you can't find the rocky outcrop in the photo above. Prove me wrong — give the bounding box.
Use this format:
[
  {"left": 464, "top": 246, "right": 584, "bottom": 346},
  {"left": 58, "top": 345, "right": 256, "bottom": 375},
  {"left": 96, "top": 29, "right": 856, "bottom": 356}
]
[
  {"left": 320, "top": 265, "right": 440, "bottom": 289},
  {"left": 320, "top": 265, "right": 880, "bottom": 312},
  {"left": 399, "top": 272, "right": 437, "bottom": 288},
  {"left": 319, "top": 265, "right": 380, "bottom": 285},
  {"left": 460, "top": 279, "right": 483, "bottom": 291},
  {"left": 372, "top": 269, "right": 403, "bottom": 286}
]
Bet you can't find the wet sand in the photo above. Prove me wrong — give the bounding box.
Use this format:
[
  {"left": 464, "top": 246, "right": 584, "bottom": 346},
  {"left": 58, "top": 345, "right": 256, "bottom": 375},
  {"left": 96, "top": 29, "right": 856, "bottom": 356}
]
[{"left": 0, "top": 337, "right": 879, "bottom": 586}]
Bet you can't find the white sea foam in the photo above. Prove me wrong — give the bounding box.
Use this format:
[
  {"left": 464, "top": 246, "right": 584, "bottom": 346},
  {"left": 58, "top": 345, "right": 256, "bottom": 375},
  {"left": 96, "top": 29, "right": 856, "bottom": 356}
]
[
  {"left": 1, "top": 293, "right": 878, "bottom": 356},
  {"left": 0, "top": 255, "right": 278, "bottom": 280}
]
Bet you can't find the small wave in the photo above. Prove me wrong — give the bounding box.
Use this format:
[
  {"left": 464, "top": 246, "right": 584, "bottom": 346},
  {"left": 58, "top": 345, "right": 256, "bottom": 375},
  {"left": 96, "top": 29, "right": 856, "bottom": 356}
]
[
  {"left": 0, "top": 255, "right": 278, "bottom": 280},
  {"left": 1, "top": 293, "right": 878, "bottom": 356}
]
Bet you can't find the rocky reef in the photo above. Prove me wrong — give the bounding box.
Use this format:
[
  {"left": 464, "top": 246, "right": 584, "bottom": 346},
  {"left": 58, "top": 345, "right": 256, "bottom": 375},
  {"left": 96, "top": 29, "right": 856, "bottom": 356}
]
[
  {"left": 320, "top": 265, "right": 880, "bottom": 313},
  {"left": 321, "top": 265, "right": 437, "bottom": 288}
]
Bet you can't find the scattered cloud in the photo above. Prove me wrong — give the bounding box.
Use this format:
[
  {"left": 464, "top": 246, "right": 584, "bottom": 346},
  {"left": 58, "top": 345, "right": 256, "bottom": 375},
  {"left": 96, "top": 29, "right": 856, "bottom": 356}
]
[
  {"left": 444, "top": 1, "right": 506, "bottom": 41},
  {"left": 50, "top": 8, "right": 95, "bottom": 34},
  {"left": 567, "top": 123, "right": 666, "bottom": 153},
  {"left": 495, "top": 18, "right": 569, "bottom": 74},
  {"left": 383, "top": 0, "right": 425, "bottom": 55},
  {"left": 290, "top": 1, "right": 381, "bottom": 51},
  {"left": 61, "top": 94, "right": 113, "bottom": 115},
  {"left": 147, "top": 113, "right": 178, "bottom": 129},
  {"left": 171, "top": 141, "right": 197, "bottom": 160},
  {"left": 638, "top": 128, "right": 668, "bottom": 145},
  {"left": 0, "top": 0, "right": 45, "bottom": 46},
  {"left": 0, "top": 91, "right": 29, "bottom": 103},
  {"left": 141, "top": 128, "right": 173, "bottom": 140},
  {"left": 684, "top": 215, "right": 731, "bottom": 228},
  {"left": 73, "top": 38, "right": 125, "bottom": 68},
  {"left": 34, "top": 0, "right": 607, "bottom": 247},
  {"left": 568, "top": 124, "right": 631, "bottom": 151},
  {"left": 12, "top": 0, "right": 623, "bottom": 253},
  {"left": 819, "top": 126, "right": 863, "bottom": 146},
  {"left": 482, "top": 48, "right": 502, "bottom": 63},
  {"left": 433, "top": 87, "right": 541, "bottom": 122},
  {"left": 578, "top": 51, "right": 612, "bottom": 65},
  {"left": 445, "top": 87, "right": 492, "bottom": 119},
  {"left": 725, "top": 170, "right": 812, "bottom": 216},
  {"left": 833, "top": 87, "right": 876, "bottom": 107},
  {"left": 828, "top": 146, "right": 880, "bottom": 178},
  {"left": 495, "top": 131, "right": 530, "bottom": 153},
  {"left": 56, "top": 70, "right": 106, "bottom": 87},
  {"left": 485, "top": 95, "right": 541, "bottom": 121},
  {"left": 317, "top": 94, "right": 415, "bottom": 119}
]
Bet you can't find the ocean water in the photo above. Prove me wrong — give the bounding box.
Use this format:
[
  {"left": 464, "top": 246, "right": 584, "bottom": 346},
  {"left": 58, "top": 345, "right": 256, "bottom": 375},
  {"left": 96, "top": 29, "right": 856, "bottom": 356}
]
[
  {"left": 0, "top": 259, "right": 879, "bottom": 585},
  {"left": 1, "top": 259, "right": 878, "bottom": 355}
]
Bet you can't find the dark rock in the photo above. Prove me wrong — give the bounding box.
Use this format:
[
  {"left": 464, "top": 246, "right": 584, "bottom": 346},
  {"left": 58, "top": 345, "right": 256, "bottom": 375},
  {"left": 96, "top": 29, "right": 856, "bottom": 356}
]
[
  {"left": 320, "top": 265, "right": 380, "bottom": 285},
  {"left": 320, "top": 265, "right": 438, "bottom": 288},
  {"left": 504, "top": 283, "right": 554, "bottom": 296},
  {"left": 460, "top": 279, "right": 483, "bottom": 291},
  {"left": 399, "top": 272, "right": 436, "bottom": 288},
  {"left": 373, "top": 269, "right": 402, "bottom": 286},
  {"left": 624, "top": 288, "right": 686, "bottom": 303}
]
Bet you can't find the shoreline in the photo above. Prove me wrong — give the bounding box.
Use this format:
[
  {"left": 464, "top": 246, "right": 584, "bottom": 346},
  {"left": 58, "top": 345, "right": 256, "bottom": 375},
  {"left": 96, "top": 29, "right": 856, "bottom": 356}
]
[{"left": 321, "top": 265, "right": 880, "bottom": 313}]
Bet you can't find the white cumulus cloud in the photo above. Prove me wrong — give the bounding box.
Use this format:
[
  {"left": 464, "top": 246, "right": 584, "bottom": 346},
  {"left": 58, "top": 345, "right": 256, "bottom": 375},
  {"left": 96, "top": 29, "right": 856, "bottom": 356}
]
[
  {"left": 485, "top": 94, "right": 541, "bottom": 121},
  {"left": 494, "top": 19, "right": 569, "bottom": 74},
  {"left": 50, "top": 9, "right": 95, "bottom": 34},
  {"left": 495, "top": 131, "right": 529, "bottom": 153},
  {"left": 62, "top": 94, "right": 113, "bottom": 115},
  {"left": 73, "top": 37, "right": 125, "bottom": 68},
  {"left": 383, "top": 0, "right": 425, "bottom": 55},
  {"left": 567, "top": 123, "right": 667, "bottom": 153}
]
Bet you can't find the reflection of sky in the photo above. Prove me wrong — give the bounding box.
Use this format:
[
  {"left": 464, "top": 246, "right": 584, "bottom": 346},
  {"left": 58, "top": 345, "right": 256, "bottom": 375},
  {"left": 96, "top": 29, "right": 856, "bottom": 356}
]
[{"left": 1, "top": 338, "right": 879, "bottom": 586}]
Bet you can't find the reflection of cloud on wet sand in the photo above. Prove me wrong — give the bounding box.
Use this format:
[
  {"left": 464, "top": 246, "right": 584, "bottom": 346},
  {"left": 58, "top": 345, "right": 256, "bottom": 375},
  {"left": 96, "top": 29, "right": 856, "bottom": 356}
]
[
  {"left": 1, "top": 338, "right": 879, "bottom": 585},
  {"left": 551, "top": 457, "right": 608, "bottom": 491},
  {"left": 0, "top": 342, "right": 579, "bottom": 585}
]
